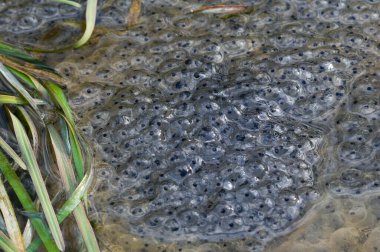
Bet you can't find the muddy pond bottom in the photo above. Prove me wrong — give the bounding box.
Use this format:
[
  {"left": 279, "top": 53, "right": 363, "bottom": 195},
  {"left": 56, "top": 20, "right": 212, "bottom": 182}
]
[{"left": 1, "top": 0, "right": 379, "bottom": 251}]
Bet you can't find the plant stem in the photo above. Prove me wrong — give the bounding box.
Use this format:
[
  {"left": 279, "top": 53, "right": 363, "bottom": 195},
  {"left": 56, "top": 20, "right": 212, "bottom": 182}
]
[{"left": 0, "top": 150, "right": 60, "bottom": 252}]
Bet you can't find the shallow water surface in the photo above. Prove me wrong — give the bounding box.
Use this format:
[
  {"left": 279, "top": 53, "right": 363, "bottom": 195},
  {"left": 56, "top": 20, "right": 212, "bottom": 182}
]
[{"left": 1, "top": 0, "right": 379, "bottom": 251}]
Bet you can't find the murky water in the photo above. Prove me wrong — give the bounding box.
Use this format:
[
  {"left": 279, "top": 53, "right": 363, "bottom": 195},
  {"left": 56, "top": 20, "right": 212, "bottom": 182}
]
[{"left": 1, "top": 0, "right": 379, "bottom": 251}]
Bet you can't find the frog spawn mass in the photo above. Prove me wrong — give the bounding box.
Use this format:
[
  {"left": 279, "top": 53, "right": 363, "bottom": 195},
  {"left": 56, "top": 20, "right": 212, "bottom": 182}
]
[{"left": 1, "top": 0, "right": 380, "bottom": 250}]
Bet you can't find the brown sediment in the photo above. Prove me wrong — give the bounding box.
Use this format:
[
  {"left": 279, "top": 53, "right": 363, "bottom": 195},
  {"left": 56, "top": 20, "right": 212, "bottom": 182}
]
[{"left": 127, "top": 0, "right": 142, "bottom": 28}]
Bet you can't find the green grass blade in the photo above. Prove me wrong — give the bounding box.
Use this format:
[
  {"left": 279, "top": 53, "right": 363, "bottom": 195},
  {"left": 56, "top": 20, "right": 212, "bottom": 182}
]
[
  {"left": 74, "top": 0, "right": 98, "bottom": 48},
  {"left": 58, "top": 118, "right": 71, "bottom": 154},
  {"left": 69, "top": 128, "right": 84, "bottom": 180},
  {"left": 0, "top": 42, "right": 35, "bottom": 62},
  {"left": 62, "top": 112, "right": 92, "bottom": 208},
  {"left": 27, "top": 166, "right": 94, "bottom": 251},
  {"left": 47, "top": 86, "right": 86, "bottom": 179},
  {"left": 58, "top": 166, "right": 93, "bottom": 220},
  {"left": 9, "top": 112, "right": 65, "bottom": 251},
  {"left": 26, "top": 74, "right": 51, "bottom": 102},
  {"left": 0, "top": 231, "right": 18, "bottom": 252},
  {"left": 47, "top": 125, "right": 76, "bottom": 192},
  {"left": 0, "top": 135, "right": 27, "bottom": 170},
  {"left": 48, "top": 125, "right": 99, "bottom": 252},
  {"left": 0, "top": 63, "right": 39, "bottom": 113},
  {"left": 73, "top": 205, "right": 100, "bottom": 252},
  {"left": 7, "top": 67, "right": 51, "bottom": 102},
  {"left": 61, "top": 114, "right": 84, "bottom": 180},
  {"left": 68, "top": 165, "right": 99, "bottom": 252},
  {"left": 0, "top": 95, "right": 26, "bottom": 105},
  {"left": 17, "top": 107, "right": 39, "bottom": 154},
  {"left": 0, "top": 42, "right": 55, "bottom": 72},
  {"left": 40, "top": 131, "right": 58, "bottom": 178},
  {"left": 6, "top": 67, "right": 36, "bottom": 89},
  {"left": 0, "top": 96, "right": 44, "bottom": 105},
  {"left": 0, "top": 177, "right": 25, "bottom": 252},
  {"left": 0, "top": 150, "right": 59, "bottom": 252},
  {"left": 18, "top": 210, "right": 44, "bottom": 220},
  {"left": 45, "top": 82, "right": 74, "bottom": 125},
  {"left": 26, "top": 76, "right": 50, "bottom": 101},
  {"left": 53, "top": 0, "right": 81, "bottom": 8}
]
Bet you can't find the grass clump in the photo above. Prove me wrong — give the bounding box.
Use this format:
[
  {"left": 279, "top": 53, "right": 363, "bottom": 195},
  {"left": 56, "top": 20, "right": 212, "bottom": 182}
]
[{"left": 0, "top": 40, "right": 100, "bottom": 251}]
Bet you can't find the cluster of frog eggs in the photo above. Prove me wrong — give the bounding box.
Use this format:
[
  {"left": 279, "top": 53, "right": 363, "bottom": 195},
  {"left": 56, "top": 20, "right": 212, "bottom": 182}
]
[
  {"left": 0, "top": 0, "right": 80, "bottom": 34},
  {"left": 1, "top": 0, "right": 379, "bottom": 250},
  {"left": 325, "top": 72, "right": 380, "bottom": 196},
  {"left": 0, "top": 0, "right": 138, "bottom": 46},
  {"left": 64, "top": 0, "right": 379, "bottom": 245}
]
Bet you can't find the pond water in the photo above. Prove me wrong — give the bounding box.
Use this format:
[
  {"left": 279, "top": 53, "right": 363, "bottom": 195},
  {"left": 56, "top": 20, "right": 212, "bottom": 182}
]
[{"left": 1, "top": 0, "right": 379, "bottom": 251}]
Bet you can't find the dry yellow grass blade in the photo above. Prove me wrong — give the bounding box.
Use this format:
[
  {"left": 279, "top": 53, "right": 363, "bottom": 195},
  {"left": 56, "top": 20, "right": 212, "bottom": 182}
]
[
  {"left": 9, "top": 112, "right": 65, "bottom": 251},
  {"left": 0, "top": 177, "right": 25, "bottom": 252}
]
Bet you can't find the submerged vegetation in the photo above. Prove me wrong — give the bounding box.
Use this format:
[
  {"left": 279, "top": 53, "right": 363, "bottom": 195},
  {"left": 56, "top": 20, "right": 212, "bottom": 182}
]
[
  {"left": 0, "top": 0, "right": 143, "bottom": 250},
  {"left": 28, "top": 0, "right": 98, "bottom": 52},
  {"left": 0, "top": 0, "right": 104, "bottom": 250},
  {"left": 0, "top": 14, "right": 99, "bottom": 252}
]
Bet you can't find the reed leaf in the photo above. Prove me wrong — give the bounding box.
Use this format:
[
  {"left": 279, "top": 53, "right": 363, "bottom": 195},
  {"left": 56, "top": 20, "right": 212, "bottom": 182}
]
[
  {"left": 0, "top": 96, "right": 45, "bottom": 106},
  {"left": 58, "top": 166, "right": 93, "bottom": 220},
  {"left": 0, "top": 43, "right": 35, "bottom": 62},
  {"left": 27, "top": 75, "right": 51, "bottom": 102},
  {"left": 0, "top": 95, "right": 26, "bottom": 105},
  {"left": 53, "top": 0, "right": 81, "bottom": 8},
  {"left": 0, "top": 177, "right": 25, "bottom": 251},
  {"left": 48, "top": 125, "right": 76, "bottom": 192},
  {"left": 0, "top": 42, "right": 55, "bottom": 72},
  {"left": 7, "top": 67, "right": 51, "bottom": 102},
  {"left": 58, "top": 118, "right": 71, "bottom": 154},
  {"left": 61, "top": 114, "right": 84, "bottom": 180},
  {"left": 73, "top": 205, "right": 100, "bottom": 252},
  {"left": 47, "top": 83, "right": 85, "bottom": 179},
  {"left": 9, "top": 112, "right": 65, "bottom": 251},
  {"left": 48, "top": 126, "right": 99, "bottom": 252},
  {"left": 27, "top": 165, "right": 94, "bottom": 251},
  {"left": 17, "top": 107, "right": 39, "bottom": 154},
  {"left": 22, "top": 220, "right": 33, "bottom": 248},
  {"left": 74, "top": 0, "right": 98, "bottom": 48},
  {"left": 0, "top": 63, "right": 39, "bottom": 113},
  {"left": 0, "top": 230, "right": 18, "bottom": 252},
  {"left": 0, "top": 150, "right": 59, "bottom": 252},
  {"left": 0, "top": 135, "right": 27, "bottom": 170},
  {"left": 7, "top": 67, "right": 36, "bottom": 89},
  {"left": 45, "top": 82, "right": 74, "bottom": 125}
]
